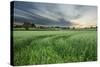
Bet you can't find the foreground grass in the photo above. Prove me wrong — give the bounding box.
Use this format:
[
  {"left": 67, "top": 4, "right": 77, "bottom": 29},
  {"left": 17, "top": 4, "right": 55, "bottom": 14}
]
[{"left": 13, "top": 31, "right": 97, "bottom": 66}]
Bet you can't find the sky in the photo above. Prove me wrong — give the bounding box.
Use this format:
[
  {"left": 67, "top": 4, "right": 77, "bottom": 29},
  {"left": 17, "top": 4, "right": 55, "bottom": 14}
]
[{"left": 12, "top": 1, "right": 97, "bottom": 28}]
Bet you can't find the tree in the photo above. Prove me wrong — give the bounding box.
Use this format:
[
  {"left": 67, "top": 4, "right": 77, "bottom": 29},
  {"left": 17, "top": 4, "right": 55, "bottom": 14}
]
[
  {"left": 66, "top": 27, "right": 70, "bottom": 29},
  {"left": 72, "top": 27, "right": 75, "bottom": 30},
  {"left": 23, "top": 22, "right": 30, "bottom": 30},
  {"left": 54, "top": 26, "right": 60, "bottom": 28},
  {"left": 31, "top": 23, "right": 36, "bottom": 28}
]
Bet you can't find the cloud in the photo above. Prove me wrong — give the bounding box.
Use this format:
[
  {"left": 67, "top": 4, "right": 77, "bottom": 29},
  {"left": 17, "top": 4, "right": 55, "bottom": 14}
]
[
  {"left": 13, "top": 1, "right": 97, "bottom": 27},
  {"left": 71, "top": 6, "right": 97, "bottom": 27}
]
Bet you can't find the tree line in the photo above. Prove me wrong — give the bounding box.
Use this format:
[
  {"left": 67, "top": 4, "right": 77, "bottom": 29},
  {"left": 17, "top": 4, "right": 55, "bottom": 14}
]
[{"left": 14, "top": 22, "right": 97, "bottom": 30}]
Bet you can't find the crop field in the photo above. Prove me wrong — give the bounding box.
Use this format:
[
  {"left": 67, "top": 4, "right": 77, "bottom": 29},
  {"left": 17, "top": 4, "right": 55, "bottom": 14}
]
[{"left": 13, "top": 31, "right": 97, "bottom": 66}]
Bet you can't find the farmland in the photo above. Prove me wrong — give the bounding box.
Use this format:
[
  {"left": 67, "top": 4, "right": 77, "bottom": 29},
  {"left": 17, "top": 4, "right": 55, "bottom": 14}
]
[{"left": 13, "top": 30, "right": 97, "bottom": 66}]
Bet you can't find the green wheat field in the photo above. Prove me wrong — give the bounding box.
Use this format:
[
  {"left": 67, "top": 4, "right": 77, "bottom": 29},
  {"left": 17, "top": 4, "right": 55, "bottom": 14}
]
[{"left": 13, "top": 30, "right": 97, "bottom": 66}]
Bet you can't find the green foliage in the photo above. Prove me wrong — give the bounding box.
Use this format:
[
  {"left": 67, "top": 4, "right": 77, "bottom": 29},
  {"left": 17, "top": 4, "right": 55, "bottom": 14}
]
[
  {"left": 13, "top": 31, "right": 97, "bottom": 66},
  {"left": 13, "top": 27, "right": 97, "bottom": 31}
]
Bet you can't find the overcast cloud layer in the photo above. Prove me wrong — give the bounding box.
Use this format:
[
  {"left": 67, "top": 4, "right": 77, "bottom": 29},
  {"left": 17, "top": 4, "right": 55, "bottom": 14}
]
[{"left": 12, "top": 1, "right": 97, "bottom": 27}]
